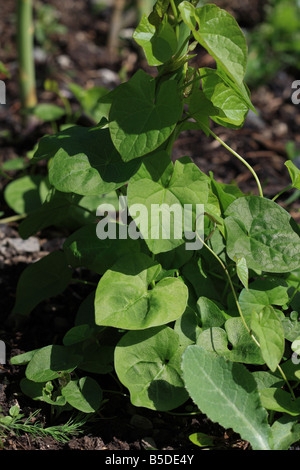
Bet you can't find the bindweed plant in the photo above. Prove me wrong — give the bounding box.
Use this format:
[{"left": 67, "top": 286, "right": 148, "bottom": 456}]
[{"left": 9, "top": 1, "right": 300, "bottom": 450}]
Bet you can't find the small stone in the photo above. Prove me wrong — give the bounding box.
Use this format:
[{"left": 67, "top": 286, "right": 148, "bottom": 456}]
[
  {"left": 96, "top": 68, "right": 120, "bottom": 88},
  {"left": 8, "top": 237, "right": 40, "bottom": 253}
]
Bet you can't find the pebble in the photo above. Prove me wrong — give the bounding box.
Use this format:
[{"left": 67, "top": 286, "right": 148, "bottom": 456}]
[
  {"left": 7, "top": 237, "right": 40, "bottom": 253},
  {"left": 96, "top": 68, "right": 120, "bottom": 89}
]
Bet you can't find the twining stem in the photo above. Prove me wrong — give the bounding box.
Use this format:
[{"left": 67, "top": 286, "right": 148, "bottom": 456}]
[
  {"left": 197, "top": 233, "right": 256, "bottom": 341},
  {"left": 17, "top": 0, "right": 37, "bottom": 113},
  {"left": 202, "top": 124, "right": 264, "bottom": 198},
  {"left": 195, "top": 230, "right": 297, "bottom": 401},
  {"left": 272, "top": 185, "right": 293, "bottom": 202},
  {"left": 286, "top": 281, "right": 300, "bottom": 308}
]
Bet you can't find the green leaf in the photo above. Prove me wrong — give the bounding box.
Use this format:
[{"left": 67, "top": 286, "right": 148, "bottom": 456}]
[
  {"left": 225, "top": 196, "right": 300, "bottom": 273},
  {"left": 12, "top": 251, "right": 72, "bottom": 316},
  {"left": 239, "top": 279, "right": 289, "bottom": 322},
  {"left": 133, "top": 15, "right": 178, "bottom": 66},
  {"left": 148, "top": 0, "right": 170, "bottom": 28},
  {"left": 187, "top": 89, "right": 216, "bottom": 131},
  {"left": 259, "top": 388, "right": 300, "bottom": 416},
  {"left": 63, "top": 223, "right": 143, "bottom": 275},
  {"left": 236, "top": 256, "right": 248, "bottom": 290},
  {"left": 2, "top": 157, "right": 28, "bottom": 172},
  {"left": 197, "top": 318, "right": 263, "bottom": 365},
  {"left": 114, "top": 326, "right": 188, "bottom": 410},
  {"left": 4, "top": 175, "right": 49, "bottom": 215},
  {"left": 127, "top": 152, "right": 209, "bottom": 253},
  {"left": 156, "top": 243, "right": 193, "bottom": 270},
  {"left": 199, "top": 68, "right": 249, "bottom": 128},
  {"left": 20, "top": 378, "right": 67, "bottom": 406},
  {"left": 78, "top": 341, "right": 114, "bottom": 375},
  {"left": 179, "top": 2, "right": 247, "bottom": 85},
  {"left": 33, "top": 103, "right": 65, "bottom": 122},
  {"left": 174, "top": 305, "right": 201, "bottom": 347},
  {"left": 252, "top": 371, "right": 284, "bottom": 391},
  {"left": 279, "top": 359, "right": 300, "bottom": 382},
  {"left": 285, "top": 160, "right": 300, "bottom": 189},
  {"left": 10, "top": 349, "right": 40, "bottom": 366},
  {"left": 182, "top": 257, "right": 222, "bottom": 302},
  {"left": 292, "top": 336, "right": 300, "bottom": 355},
  {"left": 95, "top": 253, "right": 188, "bottom": 330},
  {"left": 75, "top": 291, "right": 97, "bottom": 327},
  {"left": 37, "top": 126, "right": 140, "bottom": 196},
  {"left": 189, "top": 433, "right": 215, "bottom": 448},
  {"left": 210, "top": 174, "right": 245, "bottom": 214},
  {"left": 109, "top": 70, "right": 183, "bottom": 161},
  {"left": 63, "top": 325, "right": 95, "bottom": 346},
  {"left": 182, "top": 346, "right": 272, "bottom": 450},
  {"left": 25, "top": 345, "right": 81, "bottom": 382},
  {"left": 196, "top": 297, "right": 226, "bottom": 330},
  {"left": 18, "top": 191, "right": 98, "bottom": 239},
  {"left": 61, "top": 377, "right": 102, "bottom": 413},
  {"left": 69, "top": 83, "right": 109, "bottom": 122},
  {"left": 251, "top": 306, "right": 285, "bottom": 372},
  {"left": 282, "top": 313, "right": 300, "bottom": 341},
  {"left": 270, "top": 415, "right": 300, "bottom": 450}
]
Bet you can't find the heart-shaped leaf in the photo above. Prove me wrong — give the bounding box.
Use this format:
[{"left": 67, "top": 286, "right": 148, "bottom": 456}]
[
  {"left": 12, "top": 251, "right": 72, "bottom": 316},
  {"left": 109, "top": 70, "right": 183, "bottom": 161},
  {"left": 95, "top": 253, "right": 188, "bottom": 330},
  {"left": 200, "top": 67, "right": 249, "bottom": 128},
  {"left": 225, "top": 196, "right": 300, "bottom": 273},
  {"left": 127, "top": 152, "right": 209, "bottom": 253},
  {"left": 61, "top": 377, "right": 102, "bottom": 413},
  {"left": 35, "top": 125, "right": 140, "bottom": 195},
  {"left": 179, "top": 2, "right": 247, "bottom": 85},
  {"left": 63, "top": 223, "right": 143, "bottom": 274},
  {"left": 114, "top": 326, "right": 188, "bottom": 410},
  {"left": 133, "top": 15, "right": 178, "bottom": 66},
  {"left": 25, "top": 345, "right": 81, "bottom": 382},
  {"left": 251, "top": 306, "right": 285, "bottom": 372}
]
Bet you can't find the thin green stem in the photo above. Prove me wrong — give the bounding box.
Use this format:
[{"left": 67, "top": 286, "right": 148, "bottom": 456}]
[
  {"left": 197, "top": 233, "right": 255, "bottom": 340},
  {"left": 286, "top": 281, "right": 300, "bottom": 308},
  {"left": 202, "top": 124, "right": 264, "bottom": 198},
  {"left": 170, "top": 0, "right": 178, "bottom": 20},
  {"left": 277, "top": 365, "right": 297, "bottom": 401},
  {"left": 165, "top": 410, "right": 202, "bottom": 416},
  {"left": 0, "top": 213, "right": 27, "bottom": 224},
  {"left": 272, "top": 185, "right": 293, "bottom": 202},
  {"left": 170, "top": 0, "right": 180, "bottom": 39}
]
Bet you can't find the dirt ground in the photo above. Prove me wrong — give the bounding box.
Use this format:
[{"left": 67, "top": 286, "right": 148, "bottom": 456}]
[{"left": 0, "top": 0, "right": 300, "bottom": 451}]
